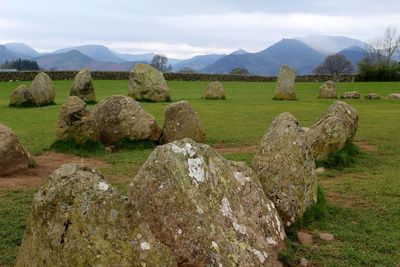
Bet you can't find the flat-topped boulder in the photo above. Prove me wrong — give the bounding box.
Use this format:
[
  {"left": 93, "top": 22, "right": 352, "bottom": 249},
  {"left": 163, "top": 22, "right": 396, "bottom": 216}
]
[
  {"left": 202, "top": 81, "right": 226, "bottom": 100},
  {"left": 273, "top": 65, "right": 297, "bottom": 100},
  {"left": 70, "top": 68, "right": 96, "bottom": 102},
  {"left": 16, "top": 164, "right": 177, "bottom": 267},
  {"left": 0, "top": 123, "right": 32, "bottom": 176},
  {"left": 340, "top": 91, "right": 360, "bottom": 99},
  {"left": 307, "top": 101, "right": 358, "bottom": 161},
  {"left": 30, "top": 72, "right": 56, "bottom": 106},
  {"left": 129, "top": 139, "right": 286, "bottom": 266},
  {"left": 128, "top": 64, "right": 170, "bottom": 102},
  {"left": 319, "top": 81, "right": 337, "bottom": 99},
  {"left": 56, "top": 96, "right": 100, "bottom": 144},
  {"left": 9, "top": 84, "right": 34, "bottom": 107},
  {"left": 162, "top": 100, "right": 205, "bottom": 143},
  {"left": 253, "top": 112, "right": 317, "bottom": 226},
  {"left": 388, "top": 93, "right": 400, "bottom": 99},
  {"left": 91, "top": 95, "right": 162, "bottom": 144},
  {"left": 365, "top": 93, "right": 381, "bottom": 99}
]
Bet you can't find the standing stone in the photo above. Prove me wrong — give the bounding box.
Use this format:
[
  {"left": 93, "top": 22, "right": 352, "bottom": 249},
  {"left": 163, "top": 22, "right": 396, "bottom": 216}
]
[
  {"left": 162, "top": 100, "right": 205, "bottom": 143},
  {"left": 128, "top": 64, "right": 170, "bottom": 102},
  {"left": 307, "top": 101, "right": 358, "bottom": 161},
  {"left": 273, "top": 65, "right": 297, "bottom": 100},
  {"left": 129, "top": 139, "right": 286, "bottom": 266},
  {"left": 0, "top": 123, "right": 31, "bottom": 176},
  {"left": 202, "top": 81, "right": 226, "bottom": 100},
  {"left": 70, "top": 68, "right": 96, "bottom": 102},
  {"left": 16, "top": 164, "right": 177, "bottom": 267},
  {"left": 56, "top": 96, "right": 100, "bottom": 144},
  {"left": 365, "top": 93, "right": 381, "bottom": 99},
  {"left": 388, "top": 93, "right": 400, "bottom": 99},
  {"left": 30, "top": 72, "right": 56, "bottom": 106},
  {"left": 253, "top": 113, "right": 317, "bottom": 226},
  {"left": 318, "top": 81, "right": 337, "bottom": 99},
  {"left": 340, "top": 91, "right": 360, "bottom": 99},
  {"left": 9, "top": 84, "right": 34, "bottom": 106},
  {"left": 91, "top": 95, "right": 162, "bottom": 144}
]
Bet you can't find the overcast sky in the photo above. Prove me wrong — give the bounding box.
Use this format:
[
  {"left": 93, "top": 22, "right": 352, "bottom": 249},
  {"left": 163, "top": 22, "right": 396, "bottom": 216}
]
[{"left": 1, "top": 0, "right": 400, "bottom": 59}]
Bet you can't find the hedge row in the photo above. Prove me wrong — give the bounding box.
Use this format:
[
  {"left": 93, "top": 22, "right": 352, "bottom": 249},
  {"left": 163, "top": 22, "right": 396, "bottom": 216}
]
[{"left": 0, "top": 71, "right": 356, "bottom": 82}]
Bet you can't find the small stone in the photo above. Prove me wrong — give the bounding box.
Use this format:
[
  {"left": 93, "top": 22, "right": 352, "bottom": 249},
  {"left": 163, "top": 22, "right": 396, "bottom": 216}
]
[
  {"left": 9, "top": 84, "right": 34, "bottom": 106},
  {"left": 388, "top": 93, "right": 400, "bottom": 99},
  {"left": 104, "top": 147, "right": 112, "bottom": 153},
  {"left": 311, "top": 245, "right": 320, "bottom": 253},
  {"left": 297, "top": 232, "right": 313, "bottom": 246},
  {"left": 300, "top": 257, "right": 309, "bottom": 267},
  {"left": 273, "top": 65, "right": 297, "bottom": 100},
  {"left": 340, "top": 91, "right": 360, "bottom": 99},
  {"left": 364, "top": 93, "right": 381, "bottom": 99},
  {"left": 319, "top": 81, "right": 337, "bottom": 99},
  {"left": 319, "top": 233, "right": 334, "bottom": 241},
  {"left": 202, "top": 81, "right": 226, "bottom": 100},
  {"left": 316, "top": 167, "right": 325, "bottom": 174}
]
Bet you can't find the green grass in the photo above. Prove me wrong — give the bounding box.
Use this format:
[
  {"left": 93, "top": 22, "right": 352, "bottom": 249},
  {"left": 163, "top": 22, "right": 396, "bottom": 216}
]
[{"left": 1, "top": 80, "right": 400, "bottom": 266}]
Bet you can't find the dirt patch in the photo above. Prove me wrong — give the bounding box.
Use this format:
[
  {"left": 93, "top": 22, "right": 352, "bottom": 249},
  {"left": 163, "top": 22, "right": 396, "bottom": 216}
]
[
  {"left": 0, "top": 152, "right": 109, "bottom": 189},
  {"left": 354, "top": 140, "right": 378, "bottom": 153},
  {"left": 213, "top": 145, "right": 258, "bottom": 154},
  {"left": 324, "top": 191, "right": 368, "bottom": 208}
]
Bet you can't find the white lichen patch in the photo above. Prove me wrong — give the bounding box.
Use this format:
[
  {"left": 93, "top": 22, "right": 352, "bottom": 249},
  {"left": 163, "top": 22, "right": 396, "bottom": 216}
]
[
  {"left": 266, "top": 203, "right": 272, "bottom": 212},
  {"left": 97, "top": 181, "right": 109, "bottom": 191},
  {"left": 184, "top": 143, "right": 196, "bottom": 157},
  {"left": 177, "top": 229, "right": 183, "bottom": 235},
  {"left": 171, "top": 143, "right": 197, "bottom": 157},
  {"left": 233, "top": 172, "right": 251, "bottom": 186},
  {"left": 171, "top": 144, "right": 187, "bottom": 155},
  {"left": 188, "top": 157, "right": 205, "bottom": 184},
  {"left": 211, "top": 241, "right": 220, "bottom": 253},
  {"left": 267, "top": 237, "right": 277, "bottom": 246},
  {"left": 250, "top": 248, "right": 268, "bottom": 263},
  {"left": 140, "top": 241, "right": 151, "bottom": 250},
  {"left": 221, "top": 197, "right": 248, "bottom": 235}
]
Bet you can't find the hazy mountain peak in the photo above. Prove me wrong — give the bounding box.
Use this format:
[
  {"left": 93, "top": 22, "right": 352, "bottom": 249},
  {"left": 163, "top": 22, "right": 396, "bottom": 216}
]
[
  {"left": 52, "top": 44, "right": 126, "bottom": 63},
  {"left": 230, "top": 49, "right": 248, "bottom": 55},
  {"left": 4, "top": 42, "right": 40, "bottom": 57},
  {"left": 294, "top": 35, "right": 366, "bottom": 54}
]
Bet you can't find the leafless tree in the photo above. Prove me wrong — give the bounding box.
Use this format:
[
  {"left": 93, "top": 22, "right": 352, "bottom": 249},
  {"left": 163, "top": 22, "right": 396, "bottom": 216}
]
[
  {"left": 314, "top": 54, "right": 354, "bottom": 75},
  {"left": 151, "top": 54, "right": 172, "bottom": 72},
  {"left": 365, "top": 26, "right": 400, "bottom": 65}
]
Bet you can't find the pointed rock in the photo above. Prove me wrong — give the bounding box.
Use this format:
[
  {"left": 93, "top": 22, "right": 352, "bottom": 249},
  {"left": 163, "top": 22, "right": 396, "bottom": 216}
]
[{"left": 70, "top": 68, "right": 96, "bottom": 102}]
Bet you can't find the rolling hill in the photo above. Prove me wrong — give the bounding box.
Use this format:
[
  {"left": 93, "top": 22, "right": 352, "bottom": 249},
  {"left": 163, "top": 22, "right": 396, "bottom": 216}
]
[
  {"left": 295, "top": 35, "right": 366, "bottom": 54},
  {"left": 52, "top": 45, "right": 126, "bottom": 63},
  {"left": 0, "top": 45, "right": 30, "bottom": 64},
  {"left": 172, "top": 54, "right": 226, "bottom": 71},
  {"left": 337, "top": 46, "right": 367, "bottom": 69},
  {"left": 4, "top": 43, "right": 40, "bottom": 57}
]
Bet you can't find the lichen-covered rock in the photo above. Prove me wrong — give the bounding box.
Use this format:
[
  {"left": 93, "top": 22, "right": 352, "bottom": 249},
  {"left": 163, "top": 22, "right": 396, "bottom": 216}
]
[
  {"left": 388, "top": 93, "right": 400, "bottom": 99},
  {"left": 128, "top": 64, "right": 170, "bottom": 102},
  {"left": 307, "top": 101, "right": 358, "bottom": 161},
  {"left": 56, "top": 96, "right": 100, "bottom": 144},
  {"left": 91, "top": 95, "right": 162, "bottom": 144},
  {"left": 318, "top": 81, "right": 337, "bottom": 99},
  {"left": 16, "top": 164, "right": 177, "bottom": 267},
  {"left": 0, "top": 123, "right": 31, "bottom": 176},
  {"left": 364, "top": 93, "right": 381, "bottom": 99},
  {"left": 340, "top": 91, "right": 360, "bottom": 99},
  {"left": 129, "top": 139, "right": 286, "bottom": 266},
  {"left": 162, "top": 100, "right": 205, "bottom": 143},
  {"left": 9, "top": 84, "right": 34, "bottom": 106},
  {"left": 202, "top": 81, "right": 226, "bottom": 100},
  {"left": 253, "top": 113, "right": 317, "bottom": 226},
  {"left": 30, "top": 72, "right": 56, "bottom": 106},
  {"left": 70, "top": 68, "right": 96, "bottom": 102},
  {"left": 273, "top": 65, "right": 297, "bottom": 100}
]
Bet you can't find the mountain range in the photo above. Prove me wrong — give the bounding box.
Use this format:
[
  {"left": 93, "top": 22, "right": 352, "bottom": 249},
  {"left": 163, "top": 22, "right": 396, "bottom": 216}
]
[{"left": 0, "top": 35, "right": 370, "bottom": 75}]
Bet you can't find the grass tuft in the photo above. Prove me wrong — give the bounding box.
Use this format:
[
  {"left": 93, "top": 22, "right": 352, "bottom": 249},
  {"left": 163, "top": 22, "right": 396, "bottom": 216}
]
[
  {"left": 50, "top": 140, "right": 104, "bottom": 157},
  {"left": 111, "top": 138, "right": 157, "bottom": 150},
  {"left": 316, "top": 143, "right": 361, "bottom": 169}
]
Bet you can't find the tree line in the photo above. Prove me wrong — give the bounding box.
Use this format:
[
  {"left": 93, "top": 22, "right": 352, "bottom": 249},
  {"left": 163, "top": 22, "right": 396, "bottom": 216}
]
[{"left": 0, "top": 59, "right": 40, "bottom": 71}]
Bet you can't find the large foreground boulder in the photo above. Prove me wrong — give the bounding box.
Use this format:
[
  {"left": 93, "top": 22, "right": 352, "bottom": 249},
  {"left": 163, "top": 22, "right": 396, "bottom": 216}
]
[
  {"left": 202, "top": 81, "right": 226, "bottom": 100},
  {"left": 91, "top": 95, "right": 162, "bottom": 144},
  {"left": 56, "top": 96, "right": 100, "bottom": 144},
  {"left": 9, "top": 84, "right": 34, "bottom": 106},
  {"left": 30, "top": 72, "right": 56, "bottom": 106},
  {"left": 273, "top": 65, "right": 297, "bottom": 100},
  {"left": 162, "top": 100, "right": 205, "bottom": 143},
  {"left": 16, "top": 164, "right": 177, "bottom": 266},
  {"left": 307, "top": 101, "right": 358, "bottom": 161},
  {"left": 318, "top": 81, "right": 337, "bottom": 99},
  {"left": 253, "top": 113, "right": 317, "bottom": 226},
  {"left": 340, "top": 91, "right": 360, "bottom": 99},
  {"left": 0, "top": 123, "right": 32, "bottom": 176},
  {"left": 128, "top": 64, "right": 170, "bottom": 102},
  {"left": 70, "top": 68, "right": 96, "bottom": 102},
  {"left": 129, "top": 139, "right": 286, "bottom": 266},
  {"left": 388, "top": 93, "right": 400, "bottom": 99}
]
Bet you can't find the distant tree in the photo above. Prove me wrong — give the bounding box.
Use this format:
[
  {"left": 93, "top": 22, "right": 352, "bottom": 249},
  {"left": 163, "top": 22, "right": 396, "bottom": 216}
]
[
  {"left": 314, "top": 54, "right": 354, "bottom": 75},
  {"left": 229, "top": 67, "right": 250, "bottom": 75},
  {"left": 0, "top": 58, "right": 40, "bottom": 70},
  {"left": 151, "top": 54, "right": 172, "bottom": 72},
  {"left": 178, "top": 67, "right": 198, "bottom": 74}
]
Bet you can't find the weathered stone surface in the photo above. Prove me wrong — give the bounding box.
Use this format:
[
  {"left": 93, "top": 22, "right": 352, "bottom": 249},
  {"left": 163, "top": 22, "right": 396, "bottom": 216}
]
[
  {"left": 307, "top": 101, "right": 358, "bottom": 161},
  {"left": 297, "top": 232, "right": 313, "bottom": 246},
  {"left": 16, "top": 164, "right": 177, "bottom": 266},
  {"left": 319, "top": 233, "right": 334, "bottom": 242},
  {"left": 56, "top": 96, "right": 100, "bottom": 144},
  {"left": 202, "top": 81, "right": 226, "bottom": 100},
  {"left": 70, "top": 68, "right": 96, "bottom": 102},
  {"left": 388, "top": 93, "right": 400, "bottom": 99},
  {"left": 300, "top": 257, "right": 309, "bottom": 267},
  {"left": 0, "top": 123, "right": 31, "bottom": 176},
  {"left": 340, "top": 91, "right": 360, "bottom": 99},
  {"left": 30, "top": 72, "right": 56, "bottom": 106},
  {"left": 9, "top": 84, "right": 34, "bottom": 106},
  {"left": 128, "top": 64, "right": 170, "bottom": 102},
  {"left": 162, "top": 100, "right": 205, "bottom": 143},
  {"left": 253, "top": 112, "right": 317, "bottom": 226},
  {"left": 273, "top": 65, "right": 297, "bottom": 100},
  {"left": 91, "top": 95, "right": 162, "bottom": 144},
  {"left": 318, "top": 81, "right": 337, "bottom": 99},
  {"left": 129, "top": 139, "right": 286, "bottom": 266},
  {"left": 364, "top": 93, "right": 381, "bottom": 99}
]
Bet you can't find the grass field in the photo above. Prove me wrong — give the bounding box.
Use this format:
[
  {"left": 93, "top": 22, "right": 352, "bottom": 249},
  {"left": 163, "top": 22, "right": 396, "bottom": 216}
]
[{"left": 0, "top": 79, "right": 400, "bottom": 266}]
